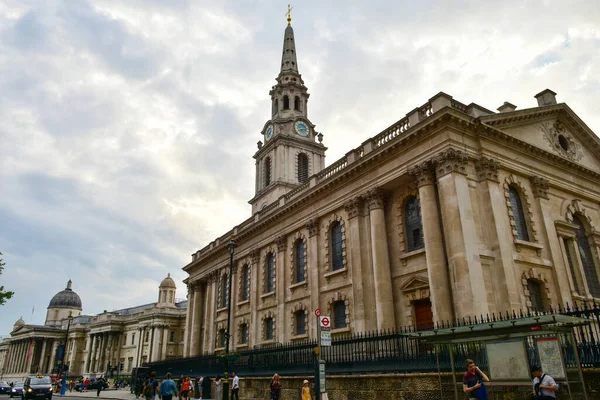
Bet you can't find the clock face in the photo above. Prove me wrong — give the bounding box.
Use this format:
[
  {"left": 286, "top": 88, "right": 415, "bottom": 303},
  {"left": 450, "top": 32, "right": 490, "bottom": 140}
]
[
  {"left": 294, "top": 121, "right": 309, "bottom": 137},
  {"left": 265, "top": 125, "right": 274, "bottom": 140}
]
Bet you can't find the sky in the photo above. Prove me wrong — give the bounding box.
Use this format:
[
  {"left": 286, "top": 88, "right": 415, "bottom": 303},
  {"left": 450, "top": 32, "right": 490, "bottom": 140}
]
[{"left": 0, "top": 0, "right": 599, "bottom": 336}]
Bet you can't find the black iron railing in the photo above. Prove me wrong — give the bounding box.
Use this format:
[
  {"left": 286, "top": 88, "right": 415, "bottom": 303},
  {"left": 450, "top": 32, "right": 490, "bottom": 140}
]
[{"left": 145, "top": 302, "right": 600, "bottom": 377}]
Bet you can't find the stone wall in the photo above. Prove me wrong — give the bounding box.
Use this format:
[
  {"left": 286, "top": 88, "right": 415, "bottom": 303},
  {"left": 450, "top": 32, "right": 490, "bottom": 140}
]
[{"left": 230, "top": 371, "right": 599, "bottom": 400}]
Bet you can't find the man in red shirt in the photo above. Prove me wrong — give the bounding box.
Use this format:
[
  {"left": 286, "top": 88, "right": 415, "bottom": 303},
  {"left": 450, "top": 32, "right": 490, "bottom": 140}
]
[{"left": 462, "top": 359, "right": 489, "bottom": 399}]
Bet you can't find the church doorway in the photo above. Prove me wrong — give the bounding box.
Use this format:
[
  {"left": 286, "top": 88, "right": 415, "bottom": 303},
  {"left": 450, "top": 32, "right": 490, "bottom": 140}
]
[{"left": 413, "top": 298, "right": 433, "bottom": 330}]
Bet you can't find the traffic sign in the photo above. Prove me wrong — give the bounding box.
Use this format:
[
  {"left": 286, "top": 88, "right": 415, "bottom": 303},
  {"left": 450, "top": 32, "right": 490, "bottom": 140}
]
[
  {"left": 319, "top": 316, "right": 330, "bottom": 328},
  {"left": 315, "top": 308, "right": 321, "bottom": 317}
]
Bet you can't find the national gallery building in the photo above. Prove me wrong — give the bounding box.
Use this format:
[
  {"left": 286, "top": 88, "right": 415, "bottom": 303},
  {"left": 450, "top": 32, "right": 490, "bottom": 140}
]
[
  {"left": 0, "top": 276, "right": 186, "bottom": 381},
  {"left": 180, "top": 20, "right": 600, "bottom": 358}
]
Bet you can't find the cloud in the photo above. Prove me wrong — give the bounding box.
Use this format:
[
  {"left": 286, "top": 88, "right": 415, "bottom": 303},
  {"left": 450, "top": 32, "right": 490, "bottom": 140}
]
[{"left": 0, "top": 0, "right": 599, "bottom": 334}]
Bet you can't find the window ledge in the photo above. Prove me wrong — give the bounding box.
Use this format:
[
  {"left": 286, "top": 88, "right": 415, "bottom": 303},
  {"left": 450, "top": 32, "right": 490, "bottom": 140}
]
[
  {"left": 399, "top": 248, "right": 426, "bottom": 265},
  {"left": 237, "top": 300, "right": 250, "bottom": 307},
  {"left": 261, "top": 291, "right": 276, "bottom": 300},
  {"left": 236, "top": 343, "right": 249, "bottom": 349},
  {"left": 262, "top": 339, "right": 276, "bottom": 344},
  {"left": 215, "top": 346, "right": 225, "bottom": 352},
  {"left": 290, "top": 281, "right": 308, "bottom": 292},
  {"left": 331, "top": 327, "right": 351, "bottom": 334},
  {"left": 515, "top": 239, "right": 543, "bottom": 256},
  {"left": 324, "top": 268, "right": 348, "bottom": 280},
  {"left": 291, "top": 334, "right": 308, "bottom": 340},
  {"left": 217, "top": 307, "right": 228, "bottom": 313}
]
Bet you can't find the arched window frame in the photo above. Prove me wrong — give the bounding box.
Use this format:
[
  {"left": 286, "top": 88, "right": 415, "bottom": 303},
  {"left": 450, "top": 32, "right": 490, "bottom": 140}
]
[
  {"left": 217, "top": 327, "right": 226, "bottom": 349},
  {"left": 294, "top": 96, "right": 301, "bottom": 111},
  {"left": 297, "top": 152, "right": 309, "bottom": 183},
  {"left": 526, "top": 279, "right": 545, "bottom": 311},
  {"left": 290, "top": 303, "right": 308, "bottom": 338},
  {"left": 324, "top": 216, "right": 347, "bottom": 278},
  {"left": 521, "top": 269, "right": 552, "bottom": 312},
  {"left": 508, "top": 186, "right": 530, "bottom": 241},
  {"left": 264, "top": 156, "right": 272, "bottom": 187},
  {"left": 283, "top": 95, "right": 290, "bottom": 110},
  {"left": 289, "top": 232, "right": 308, "bottom": 287},
  {"left": 261, "top": 311, "right": 276, "bottom": 342},
  {"left": 218, "top": 272, "right": 229, "bottom": 309},
  {"left": 572, "top": 214, "right": 600, "bottom": 298},
  {"left": 404, "top": 196, "right": 424, "bottom": 252},
  {"left": 273, "top": 98, "right": 278, "bottom": 115},
  {"left": 236, "top": 317, "right": 249, "bottom": 346},
  {"left": 503, "top": 176, "right": 538, "bottom": 247},
  {"left": 328, "top": 292, "right": 350, "bottom": 331},
  {"left": 262, "top": 249, "right": 276, "bottom": 294},
  {"left": 238, "top": 263, "right": 251, "bottom": 303}
]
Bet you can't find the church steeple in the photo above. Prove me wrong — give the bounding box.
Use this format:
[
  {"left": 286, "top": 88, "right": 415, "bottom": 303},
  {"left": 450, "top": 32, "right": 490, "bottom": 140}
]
[{"left": 249, "top": 12, "right": 327, "bottom": 214}]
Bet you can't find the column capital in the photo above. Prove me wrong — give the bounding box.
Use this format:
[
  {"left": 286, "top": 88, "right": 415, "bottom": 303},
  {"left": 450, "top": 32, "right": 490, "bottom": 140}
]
[
  {"left": 434, "top": 148, "right": 468, "bottom": 177},
  {"left": 344, "top": 196, "right": 363, "bottom": 219},
  {"left": 408, "top": 161, "right": 435, "bottom": 187},
  {"left": 305, "top": 218, "right": 320, "bottom": 237},
  {"left": 474, "top": 157, "right": 500, "bottom": 182},
  {"left": 208, "top": 271, "right": 219, "bottom": 284},
  {"left": 366, "top": 187, "right": 386, "bottom": 211},
  {"left": 276, "top": 235, "right": 287, "bottom": 252},
  {"left": 531, "top": 176, "right": 550, "bottom": 199},
  {"left": 250, "top": 249, "right": 260, "bottom": 265}
]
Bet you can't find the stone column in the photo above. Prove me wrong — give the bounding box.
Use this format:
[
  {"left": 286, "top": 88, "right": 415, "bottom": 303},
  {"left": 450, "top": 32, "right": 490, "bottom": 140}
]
[
  {"left": 151, "top": 325, "right": 161, "bottom": 362},
  {"left": 135, "top": 327, "right": 143, "bottom": 368},
  {"left": 37, "top": 339, "right": 47, "bottom": 373},
  {"left": 409, "top": 162, "right": 453, "bottom": 322},
  {"left": 191, "top": 281, "right": 206, "bottom": 356},
  {"left": 306, "top": 218, "right": 321, "bottom": 338},
  {"left": 345, "top": 197, "right": 366, "bottom": 332},
  {"left": 249, "top": 250, "right": 260, "bottom": 347},
  {"left": 205, "top": 274, "right": 217, "bottom": 354},
  {"left": 24, "top": 340, "right": 34, "bottom": 374},
  {"left": 276, "top": 235, "right": 287, "bottom": 343},
  {"left": 531, "top": 176, "right": 573, "bottom": 305},
  {"left": 434, "top": 149, "right": 489, "bottom": 318},
  {"left": 5, "top": 342, "right": 14, "bottom": 373},
  {"left": 10, "top": 341, "right": 21, "bottom": 373},
  {"left": 48, "top": 340, "right": 57, "bottom": 375},
  {"left": 91, "top": 333, "right": 99, "bottom": 372},
  {"left": 161, "top": 326, "right": 170, "bottom": 360},
  {"left": 67, "top": 337, "right": 77, "bottom": 373},
  {"left": 183, "top": 283, "right": 194, "bottom": 357},
  {"left": 115, "top": 332, "right": 123, "bottom": 367},
  {"left": 83, "top": 334, "right": 93, "bottom": 373},
  {"left": 366, "top": 187, "right": 396, "bottom": 330}
]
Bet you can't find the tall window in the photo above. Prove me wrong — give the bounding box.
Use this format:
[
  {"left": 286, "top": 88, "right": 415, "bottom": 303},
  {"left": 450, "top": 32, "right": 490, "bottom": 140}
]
[
  {"left": 331, "top": 222, "right": 344, "bottom": 271},
  {"left": 295, "top": 310, "right": 306, "bottom": 335},
  {"left": 220, "top": 274, "right": 229, "bottom": 308},
  {"left": 218, "top": 329, "right": 226, "bottom": 348},
  {"left": 574, "top": 216, "right": 600, "bottom": 298},
  {"left": 265, "top": 318, "right": 274, "bottom": 340},
  {"left": 294, "top": 96, "right": 301, "bottom": 111},
  {"left": 563, "top": 238, "right": 581, "bottom": 294},
  {"left": 265, "top": 157, "right": 272, "bottom": 187},
  {"left": 241, "top": 264, "right": 250, "bottom": 301},
  {"left": 240, "top": 324, "right": 248, "bottom": 344},
  {"left": 169, "top": 331, "right": 175, "bottom": 342},
  {"left": 144, "top": 331, "right": 149, "bottom": 343},
  {"left": 283, "top": 95, "right": 290, "bottom": 110},
  {"left": 333, "top": 301, "right": 347, "bottom": 329},
  {"left": 405, "top": 196, "right": 424, "bottom": 251},
  {"left": 298, "top": 153, "right": 309, "bottom": 183},
  {"left": 527, "top": 279, "right": 544, "bottom": 311},
  {"left": 295, "top": 240, "right": 306, "bottom": 283},
  {"left": 273, "top": 99, "right": 278, "bottom": 115},
  {"left": 131, "top": 333, "right": 135, "bottom": 345},
  {"left": 509, "top": 186, "right": 529, "bottom": 241},
  {"left": 266, "top": 253, "right": 276, "bottom": 293}
]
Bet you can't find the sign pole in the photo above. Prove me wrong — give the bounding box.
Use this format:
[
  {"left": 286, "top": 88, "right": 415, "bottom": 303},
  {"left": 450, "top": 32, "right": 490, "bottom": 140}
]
[{"left": 315, "top": 309, "right": 321, "bottom": 400}]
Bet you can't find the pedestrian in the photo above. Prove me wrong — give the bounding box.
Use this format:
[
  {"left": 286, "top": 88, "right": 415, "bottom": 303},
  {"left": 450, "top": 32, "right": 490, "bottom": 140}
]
[
  {"left": 462, "top": 359, "right": 489, "bottom": 400},
  {"left": 301, "top": 380, "right": 310, "bottom": 400},
  {"left": 135, "top": 377, "right": 143, "bottom": 399},
  {"left": 177, "top": 376, "right": 184, "bottom": 400},
  {"left": 96, "top": 376, "right": 106, "bottom": 397},
  {"left": 196, "top": 376, "right": 203, "bottom": 400},
  {"left": 270, "top": 374, "right": 281, "bottom": 400},
  {"left": 230, "top": 373, "right": 239, "bottom": 400},
  {"left": 214, "top": 376, "right": 221, "bottom": 400},
  {"left": 532, "top": 365, "right": 559, "bottom": 399},
  {"left": 181, "top": 377, "right": 191, "bottom": 400},
  {"left": 144, "top": 372, "right": 159, "bottom": 400},
  {"left": 84, "top": 377, "right": 90, "bottom": 392},
  {"left": 159, "top": 373, "right": 178, "bottom": 400}
]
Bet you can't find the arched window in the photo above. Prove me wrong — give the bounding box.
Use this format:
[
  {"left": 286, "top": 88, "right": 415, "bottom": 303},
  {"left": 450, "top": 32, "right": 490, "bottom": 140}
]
[
  {"left": 294, "top": 96, "right": 301, "bottom": 111},
  {"left": 509, "top": 186, "right": 529, "bottom": 241},
  {"left": 574, "top": 216, "right": 600, "bottom": 298},
  {"left": 220, "top": 274, "right": 228, "bottom": 308},
  {"left": 563, "top": 238, "right": 581, "bottom": 294},
  {"left": 265, "top": 318, "right": 274, "bottom": 340},
  {"left": 295, "top": 240, "right": 306, "bottom": 283},
  {"left": 331, "top": 222, "right": 343, "bottom": 271},
  {"left": 283, "top": 95, "right": 290, "bottom": 110},
  {"left": 266, "top": 253, "right": 276, "bottom": 293},
  {"left": 527, "top": 279, "right": 544, "bottom": 311},
  {"left": 298, "top": 153, "right": 309, "bottom": 183},
  {"left": 264, "top": 157, "right": 272, "bottom": 187},
  {"left": 218, "top": 328, "right": 226, "bottom": 348},
  {"left": 405, "top": 196, "right": 424, "bottom": 251},
  {"left": 295, "top": 310, "right": 306, "bottom": 335},
  {"left": 241, "top": 264, "right": 250, "bottom": 301},
  {"left": 240, "top": 324, "right": 248, "bottom": 344},
  {"left": 273, "top": 99, "right": 278, "bottom": 115},
  {"left": 333, "top": 301, "right": 347, "bottom": 329}
]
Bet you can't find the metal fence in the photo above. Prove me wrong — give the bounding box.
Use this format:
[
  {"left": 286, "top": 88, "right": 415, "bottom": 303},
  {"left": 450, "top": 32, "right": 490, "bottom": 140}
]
[{"left": 145, "top": 302, "right": 600, "bottom": 377}]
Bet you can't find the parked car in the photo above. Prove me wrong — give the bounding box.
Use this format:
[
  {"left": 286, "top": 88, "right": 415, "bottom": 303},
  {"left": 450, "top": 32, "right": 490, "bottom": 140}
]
[
  {"left": 23, "top": 376, "right": 52, "bottom": 400},
  {"left": 10, "top": 382, "right": 24, "bottom": 398},
  {"left": 0, "top": 381, "right": 11, "bottom": 395},
  {"left": 74, "top": 379, "right": 108, "bottom": 392}
]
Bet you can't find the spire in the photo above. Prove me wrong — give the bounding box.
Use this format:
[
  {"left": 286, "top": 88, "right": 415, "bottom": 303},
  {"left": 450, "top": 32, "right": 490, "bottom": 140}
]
[
  {"left": 66, "top": 279, "right": 72, "bottom": 290},
  {"left": 280, "top": 12, "right": 298, "bottom": 74}
]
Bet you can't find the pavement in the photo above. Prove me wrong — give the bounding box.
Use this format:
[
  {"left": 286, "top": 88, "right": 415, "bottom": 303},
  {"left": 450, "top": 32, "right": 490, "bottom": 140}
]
[{"left": 54, "top": 388, "right": 137, "bottom": 400}]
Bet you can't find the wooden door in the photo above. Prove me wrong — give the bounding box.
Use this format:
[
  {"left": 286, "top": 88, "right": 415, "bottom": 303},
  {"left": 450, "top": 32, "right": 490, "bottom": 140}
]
[{"left": 414, "top": 299, "right": 433, "bottom": 330}]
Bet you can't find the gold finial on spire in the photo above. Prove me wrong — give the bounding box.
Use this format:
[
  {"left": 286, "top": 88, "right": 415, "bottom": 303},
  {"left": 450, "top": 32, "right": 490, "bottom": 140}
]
[{"left": 286, "top": 4, "right": 293, "bottom": 26}]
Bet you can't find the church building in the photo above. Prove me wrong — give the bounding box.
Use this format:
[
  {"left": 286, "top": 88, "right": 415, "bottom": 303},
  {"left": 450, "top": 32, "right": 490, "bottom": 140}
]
[{"left": 181, "top": 18, "right": 600, "bottom": 357}]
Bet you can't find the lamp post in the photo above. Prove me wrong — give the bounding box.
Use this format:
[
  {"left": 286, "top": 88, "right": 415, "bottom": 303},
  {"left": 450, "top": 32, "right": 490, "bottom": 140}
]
[
  {"left": 60, "top": 313, "right": 73, "bottom": 395},
  {"left": 222, "top": 238, "right": 236, "bottom": 400}
]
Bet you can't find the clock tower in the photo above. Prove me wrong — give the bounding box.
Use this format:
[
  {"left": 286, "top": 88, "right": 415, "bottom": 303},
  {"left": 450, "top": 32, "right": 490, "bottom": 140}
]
[{"left": 249, "top": 13, "right": 327, "bottom": 214}]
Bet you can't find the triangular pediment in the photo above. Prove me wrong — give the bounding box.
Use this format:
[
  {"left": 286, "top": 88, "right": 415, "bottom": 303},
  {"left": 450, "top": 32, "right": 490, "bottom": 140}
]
[
  {"left": 400, "top": 276, "right": 429, "bottom": 291},
  {"left": 480, "top": 104, "right": 600, "bottom": 174}
]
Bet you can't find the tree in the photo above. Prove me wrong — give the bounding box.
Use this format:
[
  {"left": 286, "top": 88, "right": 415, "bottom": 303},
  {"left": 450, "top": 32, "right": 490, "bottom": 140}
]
[{"left": 0, "top": 252, "right": 14, "bottom": 306}]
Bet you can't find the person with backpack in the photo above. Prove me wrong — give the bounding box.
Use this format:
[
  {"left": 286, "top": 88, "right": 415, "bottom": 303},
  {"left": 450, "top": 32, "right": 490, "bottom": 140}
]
[
  {"left": 143, "top": 372, "right": 159, "bottom": 400},
  {"left": 532, "top": 366, "right": 559, "bottom": 399}
]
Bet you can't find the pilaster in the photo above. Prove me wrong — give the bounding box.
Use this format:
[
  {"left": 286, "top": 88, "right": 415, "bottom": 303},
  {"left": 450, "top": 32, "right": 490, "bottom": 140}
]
[
  {"left": 161, "top": 326, "right": 169, "bottom": 360},
  {"left": 183, "top": 283, "right": 194, "bottom": 357},
  {"left": 344, "top": 197, "right": 366, "bottom": 332},
  {"left": 249, "top": 250, "right": 260, "bottom": 347},
  {"left": 37, "top": 339, "right": 47, "bottom": 373},
  {"left": 276, "top": 235, "right": 287, "bottom": 343},
  {"left": 305, "top": 218, "right": 321, "bottom": 338}
]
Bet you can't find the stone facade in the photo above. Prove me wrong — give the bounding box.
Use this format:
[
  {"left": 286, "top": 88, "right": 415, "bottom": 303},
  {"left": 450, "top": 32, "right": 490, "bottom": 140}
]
[
  {"left": 0, "top": 275, "right": 186, "bottom": 381},
  {"left": 182, "top": 22, "right": 600, "bottom": 356}
]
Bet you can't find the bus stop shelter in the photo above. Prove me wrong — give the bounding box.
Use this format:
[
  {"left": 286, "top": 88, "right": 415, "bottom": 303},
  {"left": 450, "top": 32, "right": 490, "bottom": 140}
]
[{"left": 407, "top": 314, "right": 590, "bottom": 400}]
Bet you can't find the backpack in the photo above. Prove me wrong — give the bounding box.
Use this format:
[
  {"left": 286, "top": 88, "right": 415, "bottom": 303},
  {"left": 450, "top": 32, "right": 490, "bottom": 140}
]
[{"left": 144, "top": 380, "right": 155, "bottom": 397}]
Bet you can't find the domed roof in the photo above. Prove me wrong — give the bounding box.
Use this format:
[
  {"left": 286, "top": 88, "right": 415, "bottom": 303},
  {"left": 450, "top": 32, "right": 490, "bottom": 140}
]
[
  {"left": 160, "top": 273, "right": 176, "bottom": 289},
  {"left": 13, "top": 316, "right": 25, "bottom": 327},
  {"left": 48, "top": 280, "right": 82, "bottom": 310}
]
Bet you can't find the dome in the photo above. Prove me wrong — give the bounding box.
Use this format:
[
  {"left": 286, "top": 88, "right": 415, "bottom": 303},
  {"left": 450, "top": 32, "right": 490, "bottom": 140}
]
[
  {"left": 14, "top": 316, "right": 25, "bottom": 327},
  {"left": 160, "top": 273, "right": 176, "bottom": 289},
  {"left": 48, "top": 280, "right": 82, "bottom": 310}
]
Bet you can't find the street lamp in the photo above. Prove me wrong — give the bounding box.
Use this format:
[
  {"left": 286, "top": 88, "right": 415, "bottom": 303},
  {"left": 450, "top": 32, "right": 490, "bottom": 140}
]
[
  {"left": 222, "top": 238, "right": 237, "bottom": 400},
  {"left": 60, "top": 313, "right": 73, "bottom": 395}
]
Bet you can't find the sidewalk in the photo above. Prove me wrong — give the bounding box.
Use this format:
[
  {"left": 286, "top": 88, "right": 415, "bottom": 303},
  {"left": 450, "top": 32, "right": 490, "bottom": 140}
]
[{"left": 54, "top": 388, "right": 137, "bottom": 400}]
